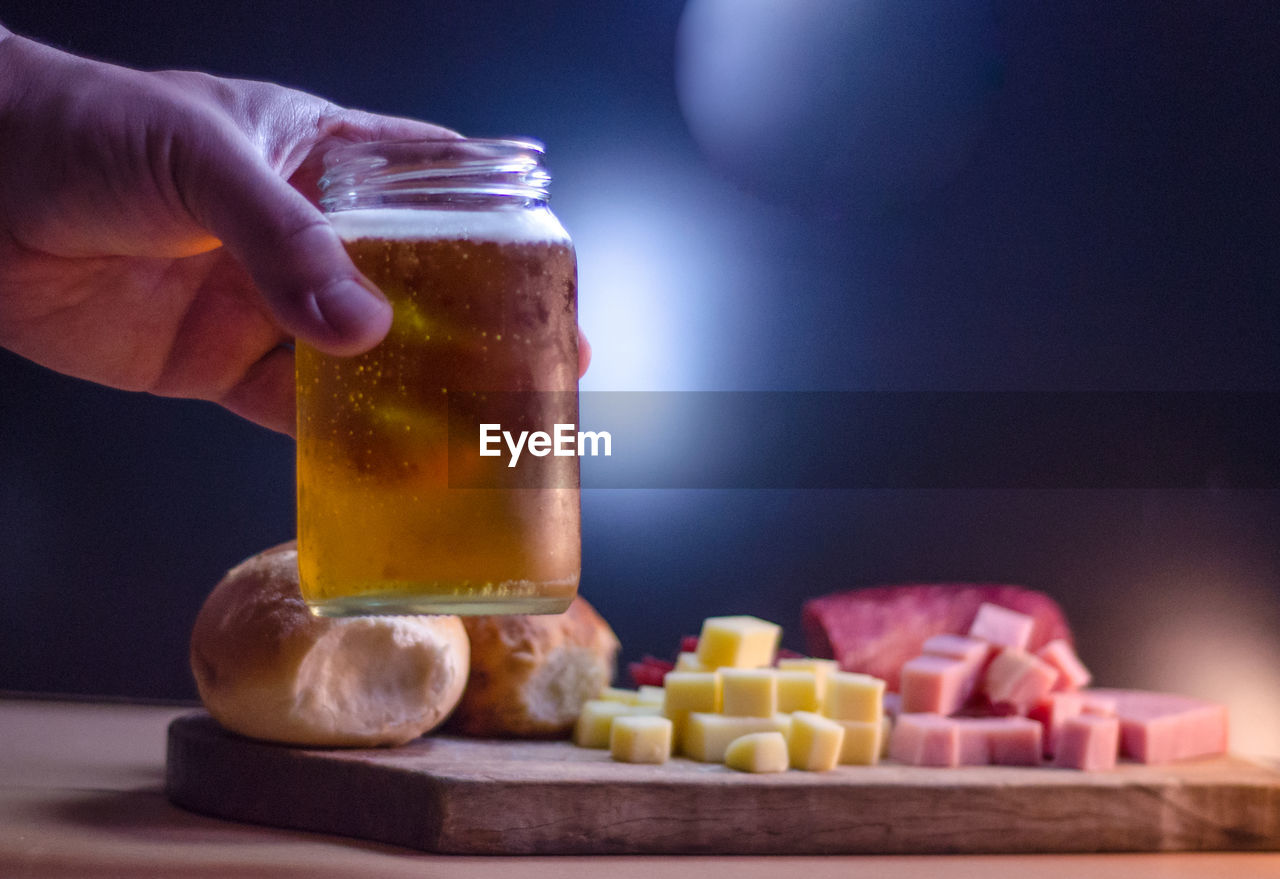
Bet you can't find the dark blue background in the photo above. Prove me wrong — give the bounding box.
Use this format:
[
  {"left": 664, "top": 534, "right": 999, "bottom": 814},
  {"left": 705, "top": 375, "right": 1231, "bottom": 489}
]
[{"left": 1, "top": 1, "right": 1277, "bottom": 751}]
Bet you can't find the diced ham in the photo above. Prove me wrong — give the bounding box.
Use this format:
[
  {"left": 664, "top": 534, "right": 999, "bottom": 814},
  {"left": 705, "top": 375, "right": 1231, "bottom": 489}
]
[
  {"left": 1037, "top": 639, "right": 1092, "bottom": 690},
  {"left": 901, "top": 655, "right": 975, "bottom": 715},
  {"left": 1028, "top": 691, "right": 1084, "bottom": 757},
  {"left": 1052, "top": 714, "right": 1119, "bottom": 771},
  {"left": 964, "top": 717, "right": 1043, "bottom": 766},
  {"left": 922, "top": 633, "right": 991, "bottom": 666},
  {"left": 955, "top": 719, "right": 993, "bottom": 765},
  {"left": 969, "top": 603, "right": 1035, "bottom": 650},
  {"left": 802, "top": 584, "right": 1073, "bottom": 691},
  {"left": 891, "top": 714, "right": 1043, "bottom": 767},
  {"left": 889, "top": 713, "right": 959, "bottom": 767},
  {"left": 983, "top": 649, "right": 1059, "bottom": 715},
  {"left": 1080, "top": 692, "right": 1116, "bottom": 717},
  {"left": 1088, "top": 688, "right": 1228, "bottom": 764}
]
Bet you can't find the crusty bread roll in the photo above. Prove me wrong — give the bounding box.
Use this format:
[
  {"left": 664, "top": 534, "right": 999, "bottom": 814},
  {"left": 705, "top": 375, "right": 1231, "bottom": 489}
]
[
  {"left": 448, "top": 596, "right": 620, "bottom": 738},
  {"left": 190, "top": 541, "right": 469, "bottom": 747}
]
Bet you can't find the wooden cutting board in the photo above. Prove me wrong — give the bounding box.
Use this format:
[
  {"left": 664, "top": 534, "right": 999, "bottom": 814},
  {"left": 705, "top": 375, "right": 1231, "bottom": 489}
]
[{"left": 165, "top": 711, "right": 1280, "bottom": 855}]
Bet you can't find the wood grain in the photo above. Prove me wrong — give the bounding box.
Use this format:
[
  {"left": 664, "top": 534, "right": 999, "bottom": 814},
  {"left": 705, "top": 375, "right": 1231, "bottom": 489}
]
[{"left": 165, "top": 711, "right": 1280, "bottom": 855}]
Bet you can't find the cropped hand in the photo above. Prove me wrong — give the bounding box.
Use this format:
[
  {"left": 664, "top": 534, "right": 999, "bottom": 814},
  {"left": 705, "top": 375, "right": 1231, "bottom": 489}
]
[{"left": 0, "top": 28, "right": 589, "bottom": 436}]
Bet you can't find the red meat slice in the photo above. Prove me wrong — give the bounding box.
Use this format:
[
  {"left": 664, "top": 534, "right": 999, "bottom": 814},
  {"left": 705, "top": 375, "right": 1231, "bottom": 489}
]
[
  {"left": 628, "top": 655, "right": 675, "bottom": 688},
  {"left": 802, "top": 583, "right": 1073, "bottom": 692}
]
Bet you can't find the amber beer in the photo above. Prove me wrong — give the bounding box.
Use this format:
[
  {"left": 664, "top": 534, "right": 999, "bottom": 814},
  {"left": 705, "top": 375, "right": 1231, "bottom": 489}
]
[{"left": 297, "top": 194, "right": 580, "bottom": 615}]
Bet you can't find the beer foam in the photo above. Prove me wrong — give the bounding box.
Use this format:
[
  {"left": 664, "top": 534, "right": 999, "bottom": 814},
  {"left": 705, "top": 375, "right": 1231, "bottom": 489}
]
[{"left": 327, "top": 208, "right": 570, "bottom": 244}]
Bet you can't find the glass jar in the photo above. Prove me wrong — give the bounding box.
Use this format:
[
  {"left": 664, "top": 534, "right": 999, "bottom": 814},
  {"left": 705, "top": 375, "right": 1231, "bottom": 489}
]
[{"left": 297, "top": 138, "right": 580, "bottom": 616}]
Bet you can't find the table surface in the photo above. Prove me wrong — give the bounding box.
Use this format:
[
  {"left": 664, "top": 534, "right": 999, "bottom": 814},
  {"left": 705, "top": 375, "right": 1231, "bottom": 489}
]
[{"left": 2, "top": 696, "right": 1278, "bottom": 878}]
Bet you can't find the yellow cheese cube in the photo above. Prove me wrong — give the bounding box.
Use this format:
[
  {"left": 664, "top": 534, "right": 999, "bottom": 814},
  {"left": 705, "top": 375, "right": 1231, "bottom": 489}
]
[
  {"left": 880, "top": 716, "right": 892, "bottom": 760},
  {"left": 573, "top": 700, "right": 660, "bottom": 748},
  {"left": 610, "top": 715, "right": 674, "bottom": 764},
  {"left": 695, "top": 616, "right": 781, "bottom": 670},
  {"left": 775, "top": 670, "right": 822, "bottom": 713},
  {"left": 674, "top": 651, "right": 709, "bottom": 672},
  {"left": 724, "top": 732, "right": 790, "bottom": 774},
  {"left": 822, "top": 672, "right": 885, "bottom": 722},
  {"left": 661, "top": 671, "right": 721, "bottom": 714},
  {"left": 683, "top": 712, "right": 792, "bottom": 763},
  {"left": 834, "top": 719, "right": 882, "bottom": 765},
  {"left": 598, "top": 687, "right": 640, "bottom": 704},
  {"left": 775, "top": 657, "right": 840, "bottom": 699},
  {"left": 634, "top": 685, "right": 666, "bottom": 706},
  {"left": 721, "top": 669, "right": 778, "bottom": 717},
  {"left": 788, "top": 711, "right": 845, "bottom": 771},
  {"left": 662, "top": 671, "right": 721, "bottom": 751}
]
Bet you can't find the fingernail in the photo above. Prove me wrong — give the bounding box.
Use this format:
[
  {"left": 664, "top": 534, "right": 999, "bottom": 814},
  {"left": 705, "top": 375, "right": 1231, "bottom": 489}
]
[{"left": 314, "top": 278, "right": 391, "bottom": 342}]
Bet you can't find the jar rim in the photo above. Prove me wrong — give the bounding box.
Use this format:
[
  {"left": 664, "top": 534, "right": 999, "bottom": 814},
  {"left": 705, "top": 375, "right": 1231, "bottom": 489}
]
[
  {"left": 322, "top": 136, "right": 545, "bottom": 171},
  {"left": 319, "top": 136, "right": 552, "bottom": 211}
]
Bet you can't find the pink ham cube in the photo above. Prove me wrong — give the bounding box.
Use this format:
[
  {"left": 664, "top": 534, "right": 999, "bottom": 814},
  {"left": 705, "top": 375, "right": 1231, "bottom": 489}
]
[
  {"left": 1052, "top": 714, "right": 1119, "bottom": 771},
  {"left": 983, "top": 648, "right": 1059, "bottom": 715},
  {"left": 956, "top": 717, "right": 1043, "bottom": 766},
  {"left": 889, "top": 713, "right": 960, "bottom": 767},
  {"left": 1037, "top": 639, "right": 1092, "bottom": 690},
  {"left": 1080, "top": 692, "right": 1116, "bottom": 717},
  {"left": 901, "top": 654, "right": 979, "bottom": 715},
  {"left": 893, "top": 715, "right": 1043, "bottom": 767},
  {"left": 801, "top": 584, "right": 1074, "bottom": 691},
  {"left": 976, "top": 716, "right": 1043, "bottom": 766},
  {"left": 968, "top": 603, "right": 1035, "bottom": 650},
  {"left": 1028, "top": 692, "right": 1082, "bottom": 757},
  {"left": 954, "top": 719, "right": 992, "bottom": 765},
  {"left": 922, "top": 633, "right": 991, "bottom": 665},
  {"left": 1088, "top": 689, "right": 1228, "bottom": 764}
]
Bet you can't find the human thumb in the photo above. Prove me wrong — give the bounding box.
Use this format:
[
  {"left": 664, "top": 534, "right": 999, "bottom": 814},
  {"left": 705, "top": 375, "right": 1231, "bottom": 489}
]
[{"left": 178, "top": 129, "right": 391, "bottom": 355}]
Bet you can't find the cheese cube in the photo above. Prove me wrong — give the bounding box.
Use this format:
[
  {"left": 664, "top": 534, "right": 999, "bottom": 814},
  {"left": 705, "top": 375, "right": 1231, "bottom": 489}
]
[
  {"left": 662, "top": 672, "right": 721, "bottom": 714},
  {"left": 721, "top": 669, "right": 778, "bottom": 717},
  {"left": 822, "top": 672, "right": 885, "bottom": 722},
  {"left": 695, "top": 616, "right": 780, "bottom": 669},
  {"left": 610, "top": 715, "right": 674, "bottom": 764},
  {"left": 574, "top": 700, "right": 660, "bottom": 748},
  {"left": 775, "top": 670, "right": 822, "bottom": 713},
  {"left": 598, "top": 687, "right": 640, "bottom": 704},
  {"left": 880, "top": 715, "right": 892, "bottom": 759},
  {"left": 674, "top": 651, "right": 709, "bottom": 672},
  {"left": 834, "top": 719, "right": 882, "bottom": 765},
  {"left": 787, "top": 711, "right": 845, "bottom": 771},
  {"left": 634, "top": 685, "right": 666, "bottom": 706},
  {"left": 662, "top": 671, "right": 722, "bottom": 749},
  {"left": 776, "top": 657, "right": 840, "bottom": 700},
  {"left": 724, "top": 732, "right": 790, "bottom": 774},
  {"left": 683, "top": 712, "right": 792, "bottom": 763}
]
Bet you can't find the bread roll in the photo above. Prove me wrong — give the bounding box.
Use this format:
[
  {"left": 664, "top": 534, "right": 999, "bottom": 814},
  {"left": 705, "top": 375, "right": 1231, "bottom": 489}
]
[
  {"left": 190, "top": 542, "right": 469, "bottom": 747},
  {"left": 449, "top": 597, "right": 619, "bottom": 738}
]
